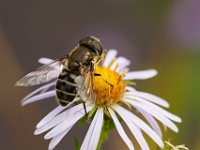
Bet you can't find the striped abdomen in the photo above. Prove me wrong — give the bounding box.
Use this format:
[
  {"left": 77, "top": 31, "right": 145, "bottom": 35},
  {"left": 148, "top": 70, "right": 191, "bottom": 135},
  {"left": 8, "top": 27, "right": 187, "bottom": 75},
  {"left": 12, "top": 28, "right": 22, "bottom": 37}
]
[{"left": 56, "top": 69, "right": 78, "bottom": 106}]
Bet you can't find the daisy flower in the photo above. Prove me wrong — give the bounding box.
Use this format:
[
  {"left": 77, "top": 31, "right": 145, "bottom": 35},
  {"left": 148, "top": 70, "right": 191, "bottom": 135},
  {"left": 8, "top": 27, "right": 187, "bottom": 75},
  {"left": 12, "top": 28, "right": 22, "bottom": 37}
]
[{"left": 20, "top": 49, "right": 181, "bottom": 150}]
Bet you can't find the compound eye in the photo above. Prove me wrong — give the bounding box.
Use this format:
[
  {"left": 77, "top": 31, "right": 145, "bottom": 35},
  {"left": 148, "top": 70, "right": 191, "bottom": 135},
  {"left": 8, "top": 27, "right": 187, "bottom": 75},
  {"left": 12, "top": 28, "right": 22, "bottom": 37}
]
[
  {"left": 79, "top": 36, "right": 103, "bottom": 55},
  {"left": 79, "top": 38, "right": 94, "bottom": 50},
  {"left": 90, "top": 40, "right": 103, "bottom": 55}
]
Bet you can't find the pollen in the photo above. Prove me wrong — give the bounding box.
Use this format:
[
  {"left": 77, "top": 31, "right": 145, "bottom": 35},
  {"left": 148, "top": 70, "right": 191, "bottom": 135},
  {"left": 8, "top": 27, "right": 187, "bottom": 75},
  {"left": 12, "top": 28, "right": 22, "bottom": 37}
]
[{"left": 94, "top": 62, "right": 126, "bottom": 106}]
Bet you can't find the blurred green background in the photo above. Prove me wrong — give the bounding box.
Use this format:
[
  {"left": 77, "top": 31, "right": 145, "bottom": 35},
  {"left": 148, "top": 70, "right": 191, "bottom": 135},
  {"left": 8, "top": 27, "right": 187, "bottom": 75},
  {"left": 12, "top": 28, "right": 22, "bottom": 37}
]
[{"left": 0, "top": 0, "right": 199, "bottom": 149}]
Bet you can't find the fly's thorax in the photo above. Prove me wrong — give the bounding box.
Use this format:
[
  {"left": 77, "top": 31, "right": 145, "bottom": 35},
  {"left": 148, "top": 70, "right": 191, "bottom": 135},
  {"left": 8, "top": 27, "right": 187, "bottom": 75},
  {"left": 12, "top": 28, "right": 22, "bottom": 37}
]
[
  {"left": 67, "top": 45, "right": 102, "bottom": 76},
  {"left": 69, "top": 46, "right": 93, "bottom": 64},
  {"left": 67, "top": 61, "right": 81, "bottom": 73}
]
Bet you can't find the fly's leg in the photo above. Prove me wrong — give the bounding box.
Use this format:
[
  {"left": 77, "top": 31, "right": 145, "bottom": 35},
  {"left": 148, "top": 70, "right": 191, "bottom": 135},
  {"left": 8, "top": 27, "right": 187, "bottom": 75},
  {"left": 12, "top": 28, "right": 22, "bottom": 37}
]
[
  {"left": 94, "top": 73, "right": 114, "bottom": 87},
  {"left": 83, "top": 102, "right": 87, "bottom": 117}
]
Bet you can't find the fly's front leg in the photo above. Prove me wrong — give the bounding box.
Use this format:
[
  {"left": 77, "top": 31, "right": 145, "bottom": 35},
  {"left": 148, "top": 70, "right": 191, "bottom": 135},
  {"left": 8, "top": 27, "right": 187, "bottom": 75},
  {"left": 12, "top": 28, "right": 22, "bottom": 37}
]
[{"left": 94, "top": 73, "right": 114, "bottom": 87}]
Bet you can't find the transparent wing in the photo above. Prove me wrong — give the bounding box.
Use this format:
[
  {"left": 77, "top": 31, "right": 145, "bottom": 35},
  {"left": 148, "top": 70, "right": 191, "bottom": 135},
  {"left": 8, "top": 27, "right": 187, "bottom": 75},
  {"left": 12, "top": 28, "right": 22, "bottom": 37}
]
[
  {"left": 75, "top": 62, "right": 96, "bottom": 102},
  {"left": 85, "top": 71, "right": 96, "bottom": 100},
  {"left": 75, "top": 75, "right": 96, "bottom": 102},
  {"left": 75, "top": 76, "right": 87, "bottom": 100},
  {"left": 15, "top": 57, "right": 67, "bottom": 86}
]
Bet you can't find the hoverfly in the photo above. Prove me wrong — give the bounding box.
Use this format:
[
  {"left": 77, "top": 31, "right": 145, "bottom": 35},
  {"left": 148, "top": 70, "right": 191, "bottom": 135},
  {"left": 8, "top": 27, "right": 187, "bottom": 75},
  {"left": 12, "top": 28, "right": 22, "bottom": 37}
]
[{"left": 16, "top": 36, "right": 105, "bottom": 107}]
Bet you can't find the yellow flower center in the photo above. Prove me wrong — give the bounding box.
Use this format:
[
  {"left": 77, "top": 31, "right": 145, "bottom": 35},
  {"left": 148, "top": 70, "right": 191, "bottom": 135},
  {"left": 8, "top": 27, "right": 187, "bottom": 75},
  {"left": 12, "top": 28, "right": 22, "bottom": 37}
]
[{"left": 94, "top": 63, "right": 126, "bottom": 106}]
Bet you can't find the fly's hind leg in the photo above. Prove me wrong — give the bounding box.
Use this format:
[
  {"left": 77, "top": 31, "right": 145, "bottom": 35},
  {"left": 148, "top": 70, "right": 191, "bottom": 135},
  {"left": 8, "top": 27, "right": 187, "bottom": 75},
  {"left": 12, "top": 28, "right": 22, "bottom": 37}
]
[
  {"left": 81, "top": 102, "right": 89, "bottom": 120},
  {"left": 74, "top": 100, "right": 88, "bottom": 119}
]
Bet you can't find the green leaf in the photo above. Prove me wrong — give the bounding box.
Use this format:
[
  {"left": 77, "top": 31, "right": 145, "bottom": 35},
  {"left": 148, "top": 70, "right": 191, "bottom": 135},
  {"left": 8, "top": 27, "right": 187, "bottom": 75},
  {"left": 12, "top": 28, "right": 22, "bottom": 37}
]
[
  {"left": 78, "top": 107, "right": 98, "bottom": 127},
  {"left": 88, "top": 106, "right": 97, "bottom": 119},
  {"left": 104, "top": 108, "right": 111, "bottom": 118},
  {"left": 74, "top": 137, "right": 81, "bottom": 150},
  {"left": 78, "top": 116, "right": 87, "bottom": 127},
  {"left": 96, "top": 119, "right": 116, "bottom": 150}
]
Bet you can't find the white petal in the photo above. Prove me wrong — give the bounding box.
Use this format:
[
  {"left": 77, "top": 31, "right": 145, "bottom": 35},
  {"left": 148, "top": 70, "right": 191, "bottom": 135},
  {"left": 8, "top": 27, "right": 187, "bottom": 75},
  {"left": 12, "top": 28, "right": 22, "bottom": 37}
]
[
  {"left": 35, "top": 103, "right": 91, "bottom": 135},
  {"left": 124, "top": 91, "right": 169, "bottom": 108},
  {"left": 81, "top": 107, "right": 104, "bottom": 150},
  {"left": 124, "top": 94, "right": 181, "bottom": 123},
  {"left": 125, "top": 86, "right": 137, "bottom": 92},
  {"left": 44, "top": 112, "right": 84, "bottom": 139},
  {"left": 22, "top": 81, "right": 56, "bottom": 104},
  {"left": 108, "top": 108, "right": 134, "bottom": 150},
  {"left": 118, "top": 68, "right": 129, "bottom": 74},
  {"left": 112, "top": 105, "right": 150, "bottom": 150},
  {"left": 135, "top": 91, "right": 169, "bottom": 108},
  {"left": 37, "top": 105, "right": 65, "bottom": 128},
  {"left": 38, "top": 57, "right": 53, "bottom": 64},
  {"left": 134, "top": 97, "right": 181, "bottom": 122},
  {"left": 114, "top": 105, "right": 164, "bottom": 148},
  {"left": 123, "top": 69, "right": 157, "bottom": 80},
  {"left": 137, "top": 108, "right": 162, "bottom": 138},
  {"left": 44, "top": 104, "right": 93, "bottom": 139},
  {"left": 116, "top": 57, "right": 130, "bottom": 73},
  {"left": 110, "top": 56, "right": 130, "bottom": 71},
  {"left": 48, "top": 126, "right": 72, "bottom": 150},
  {"left": 21, "top": 90, "right": 55, "bottom": 106},
  {"left": 36, "top": 98, "right": 80, "bottom": 128},
  {"left": 103, "top": 49, "right": 117, "bottom": 67},
  {"left": 126, "top": 100, "right": 179, "bottom": 132}
]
